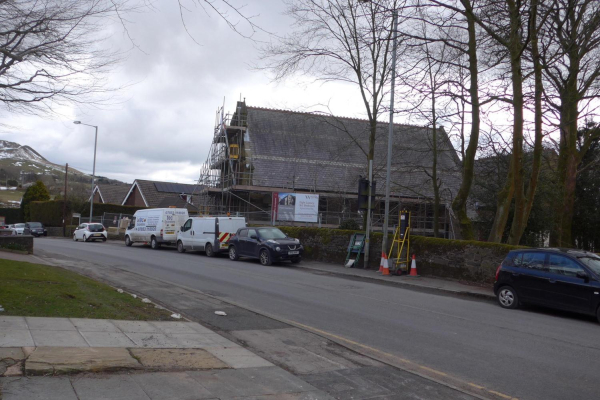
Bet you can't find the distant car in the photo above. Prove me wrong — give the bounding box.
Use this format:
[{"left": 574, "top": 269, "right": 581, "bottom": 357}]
[
  {"left": 73, "top": 223, "right": 107, "bottom": 242},
  {"left": 228, "top": 227, "right": 303, "bottom": 266},
  {"left": 494, "top": 248, "right": 600, "bottom": 322},
  {"left": 12, "top": 223, "right": 31, "bottom": 235},
  {"left": 26, "top": 222, "right": 47, "bottom": 237}
]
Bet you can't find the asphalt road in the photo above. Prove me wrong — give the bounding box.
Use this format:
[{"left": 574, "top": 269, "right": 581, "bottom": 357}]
[{"left": 35, "top": 238, "right": 600, "bottom": 400}]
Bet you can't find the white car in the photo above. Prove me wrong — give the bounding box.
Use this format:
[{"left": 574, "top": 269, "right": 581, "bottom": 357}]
[
  {"left": 73, "top": 223, "right": 108, "bottom": 242},
  {"left": 12, "top": 223, "right": 30, "bottom": 235}
]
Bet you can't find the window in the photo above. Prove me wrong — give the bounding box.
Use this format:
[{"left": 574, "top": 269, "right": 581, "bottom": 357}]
[
  {"left": 248, "top": 229, "right": 257, "bottom": 238},
  {"left": 238, "top": 229, "right": 248, "bottom": 238},
  {"left": 579, "top": 256, "right": 600, "bottom": 275},
  {"left": 516, "top": 252, "right": 546, "bottom": 270},
  {"left": 182, "top": 219, "right": 192, "bottom": 232},
  {"left": 547, "top": 255, "right": 584, "bottom": 277},
  {"left": 257, "top": 228, "right": 287, "bottom": 240}
]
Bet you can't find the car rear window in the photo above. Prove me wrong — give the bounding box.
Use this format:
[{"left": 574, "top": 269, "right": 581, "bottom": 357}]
[{"left": 88, "top": 224, "right": 104, "bottom": 232}]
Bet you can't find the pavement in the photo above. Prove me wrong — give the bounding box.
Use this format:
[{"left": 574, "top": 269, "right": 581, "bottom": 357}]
[
  {"left": 296, "top": 261, "right": 495, "bottom": 300},
  {"left": 0, "top": 250, "right": 478, "bottom": 400}
]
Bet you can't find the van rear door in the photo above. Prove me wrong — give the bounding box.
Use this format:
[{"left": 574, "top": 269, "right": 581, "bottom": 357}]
[{"left": 216, "top": 218, "right": 246, "bottom": 251}]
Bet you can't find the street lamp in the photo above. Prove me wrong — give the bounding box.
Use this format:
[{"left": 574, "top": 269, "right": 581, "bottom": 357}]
[
  {"left": 358, "top": 0, "right": 398, "bottom": 255},
  {"left": 74, "top": 121, "right": 98, "bottom": 223}
]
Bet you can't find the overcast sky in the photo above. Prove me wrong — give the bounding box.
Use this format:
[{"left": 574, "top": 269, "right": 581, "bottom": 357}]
[{"left": 2, "top": 0, "right": 368, "bottom": 184}]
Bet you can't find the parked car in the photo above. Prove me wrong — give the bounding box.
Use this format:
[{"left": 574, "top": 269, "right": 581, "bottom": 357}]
[
  {"left": 177, "top": 216, "right": 246, "bottom": 256},
  {"left": 125, "top": 208, "right": 189, "bottom": 249},
  {"left": 12, "top": 223, "right": 30, "bottom": 235},
  {"left": 494, "top": 248, "right": 600, "bottom": 322},
  {"left": 73, "top": 223, "right": 107, "bottom": 242},
  {"left": 26, "top": 222, "right": 47, "bottom": 237},
  {"left": 228, "top": 227, "right": 303, "bottom": 266}
]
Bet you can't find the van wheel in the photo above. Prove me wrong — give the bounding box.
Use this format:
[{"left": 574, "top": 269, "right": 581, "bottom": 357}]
[
  {"left": 497, "top": 286, "right": 519, "bottom": 309},
  {"left": 259, "top": 249, "right": 272, "bottom": 266},
  {"left": 125, "top": 236, "right": 132, "bottom": 247},
  {"left": 150, "top": 236, "right": 160, "bottom": 249},
  {"left": 229, "top": 246, "right": 239, "bottom": 261},
  {"left": 205, "top": 243, "right": 214, "bottom": 257},
  {"left": 177, "top": 240, "right": 186, "bottom": 253}
]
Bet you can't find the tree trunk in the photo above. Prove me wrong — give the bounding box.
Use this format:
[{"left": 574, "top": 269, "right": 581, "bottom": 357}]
[
  {"left": 508, "top": 0, "right": 542, "bottom": 245},
  {"left": 488, "top": 160, "right": 515, "bottom": 242},
  {"left": 451, "top": 1, "right": 479, "bottom": 240}
]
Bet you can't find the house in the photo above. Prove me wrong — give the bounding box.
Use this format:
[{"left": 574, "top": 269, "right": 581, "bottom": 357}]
[
  {"left": 197, "top": 101, "right": 463, "bottom": 237},
  {"left": 92, "top": 184, "right": 131, "bottom": 205},
  {"left": 121, "top": 179, "right": 200, "bottom": 211}
]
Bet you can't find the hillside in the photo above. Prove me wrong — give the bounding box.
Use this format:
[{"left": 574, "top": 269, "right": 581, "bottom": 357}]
[{"left": 0, "top": 140, "right": 127, "bottom": 208}]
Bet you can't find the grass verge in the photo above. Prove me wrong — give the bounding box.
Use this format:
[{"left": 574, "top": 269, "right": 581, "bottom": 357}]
[{"left": 0, "top": 259, "right": 174, "bottom": 320}]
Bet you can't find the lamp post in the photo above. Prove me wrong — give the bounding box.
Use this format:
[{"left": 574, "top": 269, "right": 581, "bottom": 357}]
[
  {"left": 73, "top": 121, "right": 98, "bottom": 223},
  {"left": 358, "top": 0, "right": 398, "bottom": 255}
]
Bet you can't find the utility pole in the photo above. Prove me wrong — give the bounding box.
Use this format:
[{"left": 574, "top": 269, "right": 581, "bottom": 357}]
[
  {"left": 382, "top": 8, "right": 398, "bottom": 256},
  {"left": 364, "top": 160, "right": 373, "bottom": 268},
  {"left": 63, "top": 164, "right": 68, "bottom": 237}
]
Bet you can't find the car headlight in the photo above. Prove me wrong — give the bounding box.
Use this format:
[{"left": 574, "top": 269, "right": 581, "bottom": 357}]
[{"left": 276, "top": 246, "right": 281, "bottom": 252}]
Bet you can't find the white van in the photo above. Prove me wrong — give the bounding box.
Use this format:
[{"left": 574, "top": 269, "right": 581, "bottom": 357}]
[
  {"left": 176, "top": 216, "right": 246, "bottom": 256},
  {"left": 125, "top": 208, "right": 189, "bottom": 249}
]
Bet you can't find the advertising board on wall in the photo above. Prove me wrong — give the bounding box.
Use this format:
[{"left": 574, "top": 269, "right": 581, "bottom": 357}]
[{"left": 272, "top": 193, "right": 319, "bottom": 223}]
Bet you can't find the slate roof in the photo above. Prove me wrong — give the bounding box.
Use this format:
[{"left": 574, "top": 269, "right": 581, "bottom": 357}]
[
  {"left": 244, "top": 107, "right": 462, "bottom": 200},
  {"left": 156, "top": 196, "right": 199, "bottom": 211},
  {"left": 96, "top": 185, "right": 130, "bottom": 205},
  {"left": 132, "top": 179, "right": 201, "bottom": 208}
]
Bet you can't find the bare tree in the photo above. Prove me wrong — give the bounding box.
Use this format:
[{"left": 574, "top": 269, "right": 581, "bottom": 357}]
[
  {"left": 261, "top": 0, "right": 405, "bottom": 180},
  {"left": 0, "top": 0, "right": 138, "bottom": 115},
  {"left": 541, "top": 0, "right": 600, "bottom": 247}
]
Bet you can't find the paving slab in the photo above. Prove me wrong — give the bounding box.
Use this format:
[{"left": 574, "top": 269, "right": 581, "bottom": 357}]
[
  {"left": 131, "top": 372, "right": 216, "bottom": 400},
  {"left": 112, "top": 320, "right": 161, "bottom": 333},
  {"left": 25, "top": 347, "right": 140, "bottom": 375},
  {"left": 0, "top": 330, "right": 34, "bottom": 347},
  {"left": 0, "top": 317, "right": 28, "bottom": 331},
  {"left": 0, "top": 348, "right": 25, "bottom": 376},
  {"left": 80, "top": 331, "right": 136, "bottom": 347},
  {"left": 124, "top": 332, "right": 181, "bottom": 348},
  {"left": 130, "top": 348, "right": 229, "bottom": 370},
  {"left": 30, "top": 329, "right": 88, "bottom": 347},
  {"left": 71, "top": 374, "right": 151, "bottom": 400},
  {"left": 149, "top": 321, "right": 199, "bottom": 334},
  {"left": 25, "top": 317, "right": 77, "bottom": 331},
  {"left": 71, "top": 318, "right": 120, "bottom": 332},
  {"left": 168, "top": 333, "right": 221, "bottom": 348},
  {"left": 0, "top": 376, "right": 79, "bottom": 400},
  {"left": 205, "top": 347, "right": 274, "bottom": 369}
]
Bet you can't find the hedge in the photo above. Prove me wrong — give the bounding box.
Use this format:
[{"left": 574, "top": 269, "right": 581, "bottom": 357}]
[
  {"left": 0, "top": 208, "right": 23, "bottom": 224},
  {"left": 29, "top": 201, "right": 72, "bottom": 227},
  {"left": 29, "top": 201, "right": 147, "bottom": 227}
]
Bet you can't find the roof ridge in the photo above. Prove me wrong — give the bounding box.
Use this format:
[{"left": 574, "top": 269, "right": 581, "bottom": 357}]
[{"left": 245, "top": 105, "right": 427, "bottom": 129}]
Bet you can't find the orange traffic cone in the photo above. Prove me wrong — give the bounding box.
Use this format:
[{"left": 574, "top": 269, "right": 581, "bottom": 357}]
[
  {"left": 379, "top": 252, "right": 385, "bottom": 273},
  {"left": 382, "top": 252, "right": 390, "bottom": 276},
  {"left": 409, "top": 254, "right": 419, "bottom": 277}
]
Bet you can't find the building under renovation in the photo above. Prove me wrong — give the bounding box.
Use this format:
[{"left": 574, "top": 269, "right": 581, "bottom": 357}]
[{"left": 197, "top": 101, "right": 462, "bottom": 238}]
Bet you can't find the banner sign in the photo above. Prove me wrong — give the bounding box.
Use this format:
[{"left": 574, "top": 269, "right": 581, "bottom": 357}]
[{"left": 272, "top": 193, "right": 319, "bottom": 223}]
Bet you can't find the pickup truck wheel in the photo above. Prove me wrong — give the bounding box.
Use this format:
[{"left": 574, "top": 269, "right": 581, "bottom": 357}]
[
  {"left": 125, "top": 235, "right": 132, "bottom": 247},
  {"left": 150, "top": 236, "right": 160, "bottom": 249},
  {"left": 229, "top": 246, "right": 239, "bottom": 261},
  {"left": 177, "top": 240, "right": 186, "bottom": 253},
  {"left": 259, "top": 249, "right": 272, "bottom": 266},
  {"left": 205, "top": 243, "right": 215, "bottom": 257}
]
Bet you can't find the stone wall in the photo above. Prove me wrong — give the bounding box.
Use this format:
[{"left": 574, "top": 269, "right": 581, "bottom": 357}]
[
  {"left": 0, "top": 235, "right": 34, "bottom": 254},
  {"left": 46, "top": 226, "right": 76, "bottom": 238},
  {"left": 279, "top": 227, "right": 523, "bottom": 284}
]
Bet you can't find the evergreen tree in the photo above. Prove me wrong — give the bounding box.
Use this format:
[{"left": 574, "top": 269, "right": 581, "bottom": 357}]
[{"left": 21, "top": 181, "right": 51, "bottom": 221}]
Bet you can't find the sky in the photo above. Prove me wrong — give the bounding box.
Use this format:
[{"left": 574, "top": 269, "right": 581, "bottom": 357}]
[{"left": 2, "top": 0, "right": 369, "bottom": 184}]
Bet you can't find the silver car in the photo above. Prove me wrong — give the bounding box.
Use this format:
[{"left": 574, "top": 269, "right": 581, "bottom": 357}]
[{"left": 12, "top": 223, "right": 31, "bottom": 235}]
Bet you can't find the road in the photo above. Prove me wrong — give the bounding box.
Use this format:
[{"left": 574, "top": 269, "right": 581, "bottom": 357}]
[{"left": 35, "top": 238, "right": 600, "bottom": 400}]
